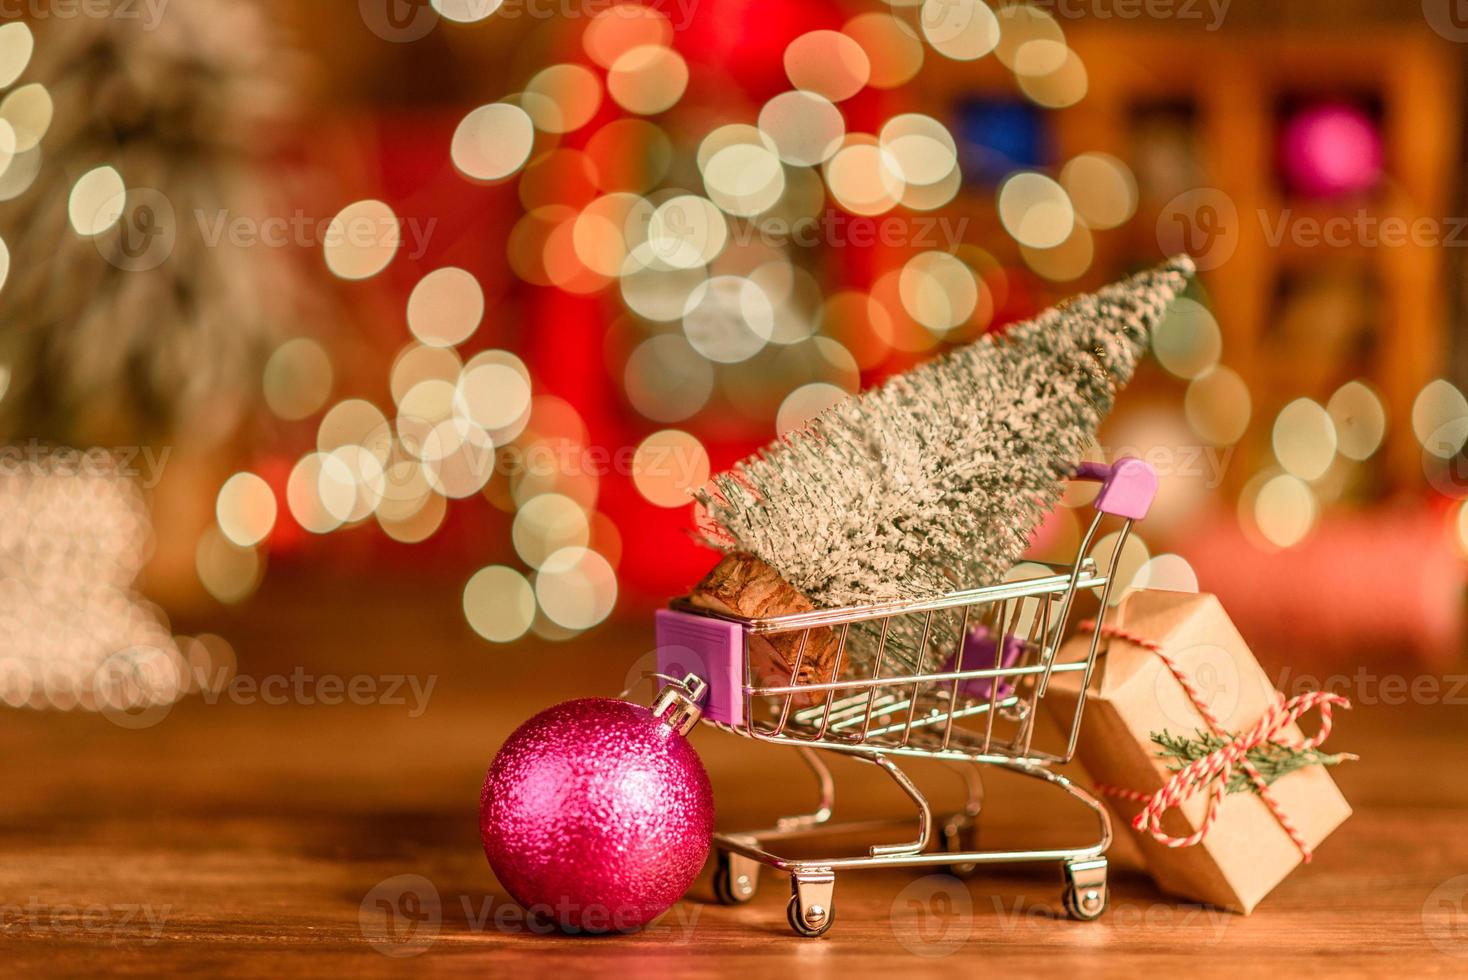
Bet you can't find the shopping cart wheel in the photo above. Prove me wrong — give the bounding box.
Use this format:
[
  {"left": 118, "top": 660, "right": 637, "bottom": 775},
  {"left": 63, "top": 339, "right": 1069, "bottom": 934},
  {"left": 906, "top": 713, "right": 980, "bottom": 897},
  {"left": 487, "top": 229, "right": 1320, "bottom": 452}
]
[
  {"left": 1061, "top": 857, "right": 1109, "bottom": 921},
  {"left": 786, "top": 874, "right": 836, "bottom": 938},
  {"left": 939, "top": 816, "right": 979, "bottom": 879},
  {"left": 712, "top": 850, "right": 758, "bottom": 905}
]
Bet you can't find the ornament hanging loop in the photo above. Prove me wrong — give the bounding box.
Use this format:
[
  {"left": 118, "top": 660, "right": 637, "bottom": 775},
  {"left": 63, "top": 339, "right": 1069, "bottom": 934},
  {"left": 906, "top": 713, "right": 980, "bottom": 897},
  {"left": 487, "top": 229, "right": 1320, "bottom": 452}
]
[{"left": 652, "top": 673, "right": 708, "bottom": 736}]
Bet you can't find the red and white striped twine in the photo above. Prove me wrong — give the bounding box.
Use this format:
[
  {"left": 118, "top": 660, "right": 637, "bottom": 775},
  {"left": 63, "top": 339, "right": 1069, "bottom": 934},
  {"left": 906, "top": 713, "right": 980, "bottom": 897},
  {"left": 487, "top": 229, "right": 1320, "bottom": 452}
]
[{"left": 1080, "top": 621, "right": 1350, "bottom": 862}]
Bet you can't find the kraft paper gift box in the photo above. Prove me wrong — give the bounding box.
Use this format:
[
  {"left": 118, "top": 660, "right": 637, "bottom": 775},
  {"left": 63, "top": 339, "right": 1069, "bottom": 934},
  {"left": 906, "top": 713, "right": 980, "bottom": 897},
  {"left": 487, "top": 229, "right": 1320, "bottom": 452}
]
[{"left": 1045, "top": 589, "right": 1352, "bottom": 914}]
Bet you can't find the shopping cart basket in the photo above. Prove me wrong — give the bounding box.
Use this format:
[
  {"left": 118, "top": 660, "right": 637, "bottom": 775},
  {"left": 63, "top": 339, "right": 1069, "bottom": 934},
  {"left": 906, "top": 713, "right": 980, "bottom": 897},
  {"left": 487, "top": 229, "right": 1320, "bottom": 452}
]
[{"left": 652, "top": 458, "right": 1158, "bottom": 937}]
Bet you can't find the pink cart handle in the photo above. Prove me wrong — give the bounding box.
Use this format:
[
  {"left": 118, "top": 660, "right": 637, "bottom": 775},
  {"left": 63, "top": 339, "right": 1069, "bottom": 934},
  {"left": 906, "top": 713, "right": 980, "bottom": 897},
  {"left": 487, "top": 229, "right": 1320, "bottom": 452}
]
[{"left": 1073, "top": 457, "right": 1157, "bottom": 520}]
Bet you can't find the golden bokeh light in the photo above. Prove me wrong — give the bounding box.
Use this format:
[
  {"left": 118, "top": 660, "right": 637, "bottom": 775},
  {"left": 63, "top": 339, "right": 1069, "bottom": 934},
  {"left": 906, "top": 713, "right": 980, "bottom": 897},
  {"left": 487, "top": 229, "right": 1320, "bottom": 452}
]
[
  {"left": 463, "top": 565, "right": 537, "bottom": 643},
  {"left": 319, "top": 444, "right": 387, "bottom": 523},
  {"left": 317, "top": 399, "right": 389, "bottom": 459},
  {"left": 451, "top": 103, "right": 535, "bottom": 182},
  {"left": 523, "top": 64, "right": 603, "bottom": 134},
  {"left": 1016, "top": 44, "right": 1088, "bottom": 108},
  {"left": 322, "top": 199, "right": 400, "bottom": 281},
  {"left": 994, "top": 4, "right": 1066, "bottom": 69},
  {"left": 378, "top": 489, "right": 446, "bottom": 544},
  {"left": 1185, "top": 366, "right": 1251, "bottom": 446},
  {"left": 432, "top": 0, "right": 502, "bottom": 22},
  {"left": 1244, "top": 472, "right": 1317, "bottom": 550},
  {"left": 1060, "top": 152, "right": 1138, "bottom": 230},
  {"left": 1273, "top": 398, "right": 1337, "bottom": 481},
  {"left": 67, "top": 166, "right": 125, "bottom": 237},
  {"left": 1020, "top": 220, "right": 1094, "bottom": 281},
  {"left": 997, "top": 172, "right": 1075, "bottom": 249},
  {"left": 407, "top": 267, "right": 485, "bottom": 348},
  {"left": 1412, "top": 378, "right": 1468, "bottom": 459},
  {"left": 879, "top": 114, "right": 957, "bottom": 187},
  {"left": 921, "top": 0, "right": 999, "bottom": 61},
  {"left": 623, "top": 333, "right": 714, "bottom": 422},
  {"left": 620, "top": 258, "right": 707, "bottom": 321},
  {"left": 390, "top": 344, "right": 461, "bottom": 407},
  {"left": 535, "top": 547, "right": 618, "bottom": 630},
  {"left": 420, "top": 418, "right": 495, "bottom": 499},
  {"left": 682, "top": 275, "right": 775, "bottom": 363},
  {"left": 1152, "top": 297, "right": 1222, "bottom": 380},
  {"left": 607, "top": 45, "right": 688, "bottom": 115},
  {"left": 513, "top": 492, "right": 591, "bottom": 567},
  {"left": 264, "top": 338, "right": 333, "bottom": 421},
  {"left": 216, "top": 472, "right": 277, "bottom": 548},
  {"left": 196, "top": 526, "right": 262, "bottom": 605},
  {"left": 0, "top": 83, "right": 51, "bottom": 152},
  {"left": 824, "top": 140, "right": 903, "bottom": 216},
  {"left": 572, "top": 192, "right": 650, "bottom": 276},
  {"left": 632, "top": 430, "right": 710, "bottom": 507},
  {"left": 287, "top": 453, "right": 344, "bottom": 535},
  {"left": 784, "top": 30, "right": 871, "bottom": 102},
  {"left": 700, "top": 128, "right": 786, "bottom": 218},
  {"left": 1136, "top": 553, "right": 1199, "bottom": 593},
  {"left": 776, "top": 382, "right": 847, "bottom": 437},
  {"left": 1327, "top": 380, "right": 1387, "bottom": 461},
  {"left": 646, "top": 194, "right": 727, "bottom": 269},
  {"left": 0, "top": 144, "right": 40, "bottom": 202},
  {"left": 456, "top": 351, "right": 533, "bottom": 432},
  {"left": 899, "top": 251, "right": 978, "bottom": 334},
  {"left": 843, "top": 12, "right": 923, "bottom": 88},
  {"left": 0, "top": 22, "right": 33, "bottom": 89},
  {"left": 583, "top": 3, "right": 672, "bottom": 68},
  {"left": 758, "top": 91, "right": 845, "bottom": 167}
]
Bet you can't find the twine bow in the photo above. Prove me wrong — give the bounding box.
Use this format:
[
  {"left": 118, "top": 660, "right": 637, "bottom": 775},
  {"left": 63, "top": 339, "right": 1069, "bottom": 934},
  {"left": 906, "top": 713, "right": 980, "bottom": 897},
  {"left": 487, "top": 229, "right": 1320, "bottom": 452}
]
[{"left": 1082, "top": 621, "right": 1350, "bottom": 862}]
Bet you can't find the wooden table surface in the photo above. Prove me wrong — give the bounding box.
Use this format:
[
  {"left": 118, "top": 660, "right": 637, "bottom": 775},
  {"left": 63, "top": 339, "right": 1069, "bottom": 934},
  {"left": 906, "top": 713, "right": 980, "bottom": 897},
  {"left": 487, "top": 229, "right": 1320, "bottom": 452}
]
[{"left": 3, "top": 574, "right": 1467, "bottom": 977}]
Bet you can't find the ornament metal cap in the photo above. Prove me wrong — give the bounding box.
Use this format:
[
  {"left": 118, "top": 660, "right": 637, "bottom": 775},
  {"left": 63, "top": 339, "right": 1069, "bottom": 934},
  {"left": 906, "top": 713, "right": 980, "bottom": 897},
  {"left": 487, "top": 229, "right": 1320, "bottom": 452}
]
[{"left": 651, "top": 673, "right": 708, "bottom": 736}]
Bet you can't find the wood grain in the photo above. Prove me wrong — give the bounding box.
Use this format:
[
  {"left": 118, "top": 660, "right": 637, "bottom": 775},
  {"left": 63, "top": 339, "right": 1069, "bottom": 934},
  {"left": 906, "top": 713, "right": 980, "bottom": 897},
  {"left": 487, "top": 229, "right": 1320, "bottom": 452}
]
[{"left": 2, "top": 573, "right": 1465, "bottom": 976}]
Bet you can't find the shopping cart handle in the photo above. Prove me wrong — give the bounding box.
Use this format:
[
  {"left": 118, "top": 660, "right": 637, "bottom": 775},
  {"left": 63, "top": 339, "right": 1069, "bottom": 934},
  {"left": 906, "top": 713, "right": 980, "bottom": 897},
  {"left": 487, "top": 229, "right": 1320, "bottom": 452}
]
[{"left": 1073, "top": 457, "right": 1157, "bottom": 520}]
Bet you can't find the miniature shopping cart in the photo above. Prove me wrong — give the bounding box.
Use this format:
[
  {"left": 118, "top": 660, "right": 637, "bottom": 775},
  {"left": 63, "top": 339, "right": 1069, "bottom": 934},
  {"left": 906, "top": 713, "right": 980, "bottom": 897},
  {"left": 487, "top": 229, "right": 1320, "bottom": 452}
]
[{"left": 652, "top": 458, "right": 1157, "bottom": 937}]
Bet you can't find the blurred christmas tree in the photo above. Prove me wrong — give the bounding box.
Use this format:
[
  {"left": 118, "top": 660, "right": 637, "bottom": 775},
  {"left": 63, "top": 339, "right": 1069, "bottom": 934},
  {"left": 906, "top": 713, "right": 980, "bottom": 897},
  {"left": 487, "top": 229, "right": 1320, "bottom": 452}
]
[{"left": 0, "top": 0, "right": 294, "bottom": 447}]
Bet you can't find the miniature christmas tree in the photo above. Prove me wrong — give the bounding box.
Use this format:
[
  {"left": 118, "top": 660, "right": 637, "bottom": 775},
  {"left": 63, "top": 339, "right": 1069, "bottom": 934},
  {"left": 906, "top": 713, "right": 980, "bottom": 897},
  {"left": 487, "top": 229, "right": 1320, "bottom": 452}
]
[{"left": 695, "top": 256, "right": 1194, "bottom": 610}]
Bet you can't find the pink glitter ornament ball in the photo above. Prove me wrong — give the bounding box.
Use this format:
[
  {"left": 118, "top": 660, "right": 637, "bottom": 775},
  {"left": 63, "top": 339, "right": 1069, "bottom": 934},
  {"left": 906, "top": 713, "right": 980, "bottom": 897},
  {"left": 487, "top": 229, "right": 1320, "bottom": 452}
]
[
  {"left": 1279, "top": 102, "right": 1383, "bottom": 199},
  {"left": 480, "top": 696, "right": 714, "bottom": 933}
]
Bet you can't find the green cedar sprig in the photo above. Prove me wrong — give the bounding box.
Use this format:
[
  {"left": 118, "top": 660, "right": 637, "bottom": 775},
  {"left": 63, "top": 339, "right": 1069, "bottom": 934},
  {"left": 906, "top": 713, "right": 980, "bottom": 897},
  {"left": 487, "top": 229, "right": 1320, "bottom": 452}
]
[{"left": 1150, "top": 729, "right": 1355, "bottom": 795}]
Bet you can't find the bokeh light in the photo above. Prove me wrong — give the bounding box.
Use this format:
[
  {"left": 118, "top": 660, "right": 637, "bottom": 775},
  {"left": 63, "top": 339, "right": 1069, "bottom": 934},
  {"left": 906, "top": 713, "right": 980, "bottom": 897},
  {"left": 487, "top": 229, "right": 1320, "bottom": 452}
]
[
  {"left": 463, "top": 565, "right": 537, "bottom": 643},
  {"left": 264, "top": 339, "right": 334, "bottom": 421},
  {"left": 632, "top": 430, "right": 709, "bottom": 507},
  {"left": 323, "top": 199, "right": 399, "bottom": 281},
  {"left": 216, "top": 473, "right": 277, "bottom": 548},
  {"left": 451, "top": 103, "right": 535, "bottom": 182},
  {"left": 407, "top": 267, "right": 485, "bottom": 348}
]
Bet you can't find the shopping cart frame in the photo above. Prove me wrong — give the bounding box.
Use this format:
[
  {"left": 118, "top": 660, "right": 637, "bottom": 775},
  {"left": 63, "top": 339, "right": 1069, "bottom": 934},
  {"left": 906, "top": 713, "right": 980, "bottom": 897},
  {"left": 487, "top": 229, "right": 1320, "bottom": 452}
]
[{"left": 654, "top": 458, "right": 1158, "bottom": 936}]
